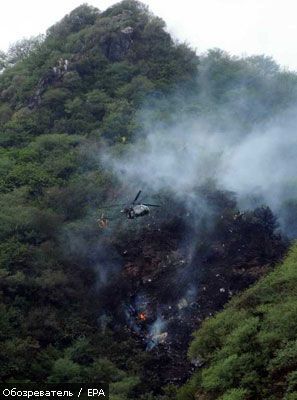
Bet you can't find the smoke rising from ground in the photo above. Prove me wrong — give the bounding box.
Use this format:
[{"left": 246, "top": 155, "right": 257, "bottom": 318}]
[
  {"left": 105, "top": 105, "right": 297, "bottom": 236},
  {"left": 95, "top": 82, "right": 295, "bottom": 354}
]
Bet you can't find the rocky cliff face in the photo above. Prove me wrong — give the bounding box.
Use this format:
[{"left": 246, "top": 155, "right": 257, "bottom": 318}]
[{"left": 100, "top": 26, "right": 134, "bottom": 62}]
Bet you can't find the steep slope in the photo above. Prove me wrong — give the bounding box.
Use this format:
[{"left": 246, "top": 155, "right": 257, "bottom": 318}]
[
  {"left": 97, "top": 192, "right": 286, "bottom": 389},
  {"left": 1, "top": 1, "right": 297, "bottom": 399},
  {"left": 0, "top": 1, "right": 197, "bottom": 147},
  {"left": 178, "top": 244, "right": 297, "bottom": 400},
  {"left": 0, "top": 2, "right": 198, "bottom": 396}
]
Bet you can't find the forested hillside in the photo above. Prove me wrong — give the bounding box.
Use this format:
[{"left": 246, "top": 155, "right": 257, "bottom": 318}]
[
  {"left": 178, "top": 245, "right": 297, "bottom": 400},
  {"left": 1, "top": 1, "right": 297, "bottom": 399}
]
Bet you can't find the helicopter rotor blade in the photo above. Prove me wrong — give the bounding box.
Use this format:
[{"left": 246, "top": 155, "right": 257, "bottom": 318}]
[
  {"left": 142, "top": 203, "right": 161, "bottom": 207},
  {"left": 133, "top": 190, "right": 142, "bottom": 204}
]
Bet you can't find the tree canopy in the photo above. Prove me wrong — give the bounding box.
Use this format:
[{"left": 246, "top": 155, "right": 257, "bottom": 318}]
[{"left": 1, "top": 2, "right": 297, "bottom": 399}]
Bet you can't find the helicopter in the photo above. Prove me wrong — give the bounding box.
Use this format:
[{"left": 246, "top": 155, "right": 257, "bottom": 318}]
[{"left": 98, "top": 190, "right": 160, "bottom": 227}]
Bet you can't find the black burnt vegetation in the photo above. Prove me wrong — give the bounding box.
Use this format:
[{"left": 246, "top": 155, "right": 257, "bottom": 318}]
[{"left": 0, "top": 1, "right": 297, "bottom": 399}]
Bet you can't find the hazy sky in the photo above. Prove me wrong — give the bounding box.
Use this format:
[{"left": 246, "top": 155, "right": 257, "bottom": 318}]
[{"left": 1, "top": 0, "right": 297, "bottom": 70}]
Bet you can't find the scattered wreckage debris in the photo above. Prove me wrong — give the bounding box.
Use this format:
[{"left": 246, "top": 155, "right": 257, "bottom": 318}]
[
  {"left": 98, "top": 199, "right": 287, "bottom": 385},
  {"left": 97, "top": 213, "right": 109, "bottom": 229},
  {"left": 146, "top": 331, "right": 168, "bottom": 351},
  {"left": 138, "top": 312, "right": 147, "bottom": 321}
]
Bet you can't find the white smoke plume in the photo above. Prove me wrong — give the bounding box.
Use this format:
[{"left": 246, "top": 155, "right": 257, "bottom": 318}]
[
  {"left": 146, "top": 315, "right": 167, "bottom": 351},
  {"left": 104, "top": 105, "right": 297, "bottom": 236}
]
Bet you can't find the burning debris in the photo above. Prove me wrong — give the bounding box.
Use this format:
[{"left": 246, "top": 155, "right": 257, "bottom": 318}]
[
  {"left": 146, "top": 332, "right": 168, "bottom": 351},
  {"left": 97, "top": 191, "right": 286, "bottom": 384},
  {"left": 146, "top": 316, "right": 168, "bottom": 351},
  {"left": 177, "top": 298, "right": 188, "bottom": 310},
  {"left": 138, "top": 312, "right": 147, "bottom": 321}
]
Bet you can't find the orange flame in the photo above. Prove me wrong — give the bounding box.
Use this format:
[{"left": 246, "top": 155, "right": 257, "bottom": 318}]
[{"left": 138, "top": 312, "right": 147, "bottom": 321}]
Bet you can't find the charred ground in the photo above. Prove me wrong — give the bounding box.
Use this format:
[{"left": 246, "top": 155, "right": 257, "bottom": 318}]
[
  {"left": 97, "top": 187, "right": 287, "bottom": 391},
  {"left": 0, "top": 1, "right": 297, "bottom": 399}
]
